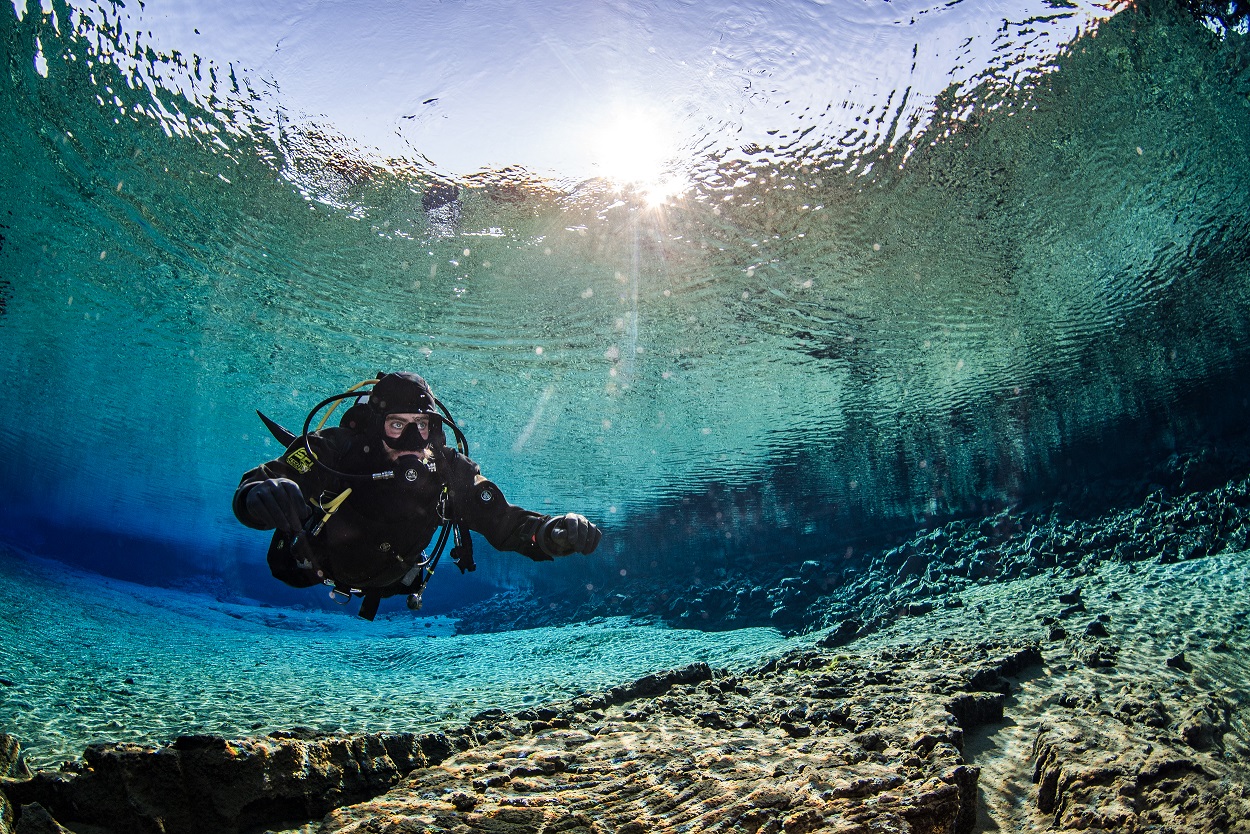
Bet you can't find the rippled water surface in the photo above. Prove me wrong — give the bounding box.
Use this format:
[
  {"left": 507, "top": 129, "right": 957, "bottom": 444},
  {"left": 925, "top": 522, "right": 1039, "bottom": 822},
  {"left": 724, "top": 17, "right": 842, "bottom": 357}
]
[{"left": 1, "top": 0, "right": 1248, "bottom": 596}]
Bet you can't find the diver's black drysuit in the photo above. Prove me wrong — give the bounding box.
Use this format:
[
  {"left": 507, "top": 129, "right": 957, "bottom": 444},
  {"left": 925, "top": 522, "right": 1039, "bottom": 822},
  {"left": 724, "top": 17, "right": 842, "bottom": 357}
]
[{"left": 232, "top": 425, "right": 554, "bottom": 606}]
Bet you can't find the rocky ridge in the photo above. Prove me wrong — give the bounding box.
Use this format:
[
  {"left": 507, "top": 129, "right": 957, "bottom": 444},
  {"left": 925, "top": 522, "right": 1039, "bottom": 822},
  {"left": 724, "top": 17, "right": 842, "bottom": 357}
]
[
  {"left": 3, "top": 603, "right": 1248, "bottom": 834},
  {"left": 452, "top": 459, "right": 1250, "bottom": 640},
  {"left": 1, "top": 641, "right": 1030, "bottom": 834}
]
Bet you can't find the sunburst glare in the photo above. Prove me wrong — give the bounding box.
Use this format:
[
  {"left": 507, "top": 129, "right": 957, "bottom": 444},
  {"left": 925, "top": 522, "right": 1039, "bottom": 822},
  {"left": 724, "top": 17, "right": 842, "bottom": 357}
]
[{"left": 587, "top": 105, "right": 689, "bottom": 206}]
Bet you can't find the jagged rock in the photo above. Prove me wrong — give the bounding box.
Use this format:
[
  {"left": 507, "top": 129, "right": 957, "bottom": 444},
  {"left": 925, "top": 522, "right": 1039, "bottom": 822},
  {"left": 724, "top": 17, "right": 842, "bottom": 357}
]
[
  {"left": 1058, "top": 602, "right": 1086, "bottom": 618},
  {"left": 1167, "top": 652, "right": 1193, "bottom": 672},
  {"left": 817, "top": 618, "right": 862, "bottom": 648},
  {"left": 1077, "top": 641, "right": 1120, "bottom": 668},
  {"left": 0, "top": 739, "right": 15, "bottom": 781},
  {"left": 0, "top": 665, "right": 709, "bottom": 834},
  {"left": 1084, "top": 619, "right": 1110, "bottom": 638},
  {"left": 896, "top": 550, "right": 929, "bottom": 579},
  {"left": 12, "top": 804, "right": 71, "bottom": 834},
  {"left": 1032, "top": 680, "right": 1250, "bottom": 831},
  {"left": 310, "top": 640, "right": 1032, "bottom": 834},
  {"left": 0, "top": 730, "right": 456, "bottom": 834},
  {"left": 1057, "top": 587, "right": 1082, "bottom": 604},
  {"left": 1, "top": 734, "right": 28, "bottom": 834},
  {"left": 0, "top": 643, "right": 1036, "bottom": 834},
  {"left": 1178, "top": 696, "right": 1234, "bottom": 752}
]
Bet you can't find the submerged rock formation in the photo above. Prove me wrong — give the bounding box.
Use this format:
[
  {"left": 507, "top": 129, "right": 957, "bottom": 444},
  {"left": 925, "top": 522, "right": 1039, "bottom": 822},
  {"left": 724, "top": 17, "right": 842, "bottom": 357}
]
[
  {"left": 453, "top": 459, "right": 1250, "bottom": 639},
  {"left": 0, "top": 728, "right": 472, "bottom": 834},
  {"left": 309, "top": 643, "right": 1030, "bottom": 834},
  {"left": 0, "top": 642, "right": 1032, "bottom": 834}
]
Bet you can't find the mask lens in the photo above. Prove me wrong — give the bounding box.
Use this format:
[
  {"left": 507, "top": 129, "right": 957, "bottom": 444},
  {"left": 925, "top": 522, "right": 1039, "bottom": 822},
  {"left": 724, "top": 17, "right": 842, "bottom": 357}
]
[
  {"left": 383, "top": 417, "right": 430, "bottom": 451},
  {"left": 385, "top": 416, "right": 429, "bottom": 436}
]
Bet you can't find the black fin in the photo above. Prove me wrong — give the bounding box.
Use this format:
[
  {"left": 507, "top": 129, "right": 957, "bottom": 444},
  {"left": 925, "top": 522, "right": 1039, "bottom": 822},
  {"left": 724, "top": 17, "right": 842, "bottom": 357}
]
[{"left": 257, "top": 410, "right": 297, "bottom": 447}]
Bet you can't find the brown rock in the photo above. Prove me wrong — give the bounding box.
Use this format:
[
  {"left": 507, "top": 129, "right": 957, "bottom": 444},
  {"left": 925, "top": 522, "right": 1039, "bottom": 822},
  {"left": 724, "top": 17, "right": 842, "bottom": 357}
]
[
  {"left": 0, "top": 645, "right": 1040, "bottom": 834},
  {"left": 0, "top": 737, "right": 26, "bottom": 780},
  {"left": 0, "top": 735, "right": 24, "bottom": 834},
  {"left": 307, "top": 641, "right": 1038, "bottom": 834},
  {"left": 1, "top": 730, "right": 449, "bottom": 834},
  {"left": 1032, "top": 681, "right": 1250, "bottom": 831},
  {"left": 1178, "top": 695, "right": 1233, "bottom": 751},
  {"left": 13, "top": 804, "right": 71, "bottom": 834}
]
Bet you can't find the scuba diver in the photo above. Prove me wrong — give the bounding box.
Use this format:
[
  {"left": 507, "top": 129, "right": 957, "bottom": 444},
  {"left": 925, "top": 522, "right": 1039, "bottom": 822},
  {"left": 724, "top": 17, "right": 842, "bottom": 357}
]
[{"left": 232, "top": 371, "right": 602, "bottom": 620}]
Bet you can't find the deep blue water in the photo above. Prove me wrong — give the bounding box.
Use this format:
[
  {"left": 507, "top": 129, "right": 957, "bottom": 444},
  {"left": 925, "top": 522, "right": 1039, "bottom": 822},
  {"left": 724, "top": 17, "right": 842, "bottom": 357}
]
[{"left": 1, "top": 0, "right": 1248, "bottom": 616}]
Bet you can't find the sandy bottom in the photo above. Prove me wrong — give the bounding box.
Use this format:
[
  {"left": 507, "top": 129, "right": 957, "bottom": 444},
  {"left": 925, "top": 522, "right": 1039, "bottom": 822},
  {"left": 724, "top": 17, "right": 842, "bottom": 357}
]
[
  {"left": 2, "top": 547, "right": 1248, "bottom": 833},
  {"left": 0, "top": 549, "right": 818, "bottom": 770}
]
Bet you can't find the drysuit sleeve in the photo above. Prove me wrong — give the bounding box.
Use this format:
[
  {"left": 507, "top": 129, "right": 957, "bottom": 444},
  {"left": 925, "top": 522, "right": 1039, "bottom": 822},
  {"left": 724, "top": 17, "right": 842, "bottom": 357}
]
[
  {"left": 442, "top": 451, "right": 553, "bottom": 561},
  {"left": 232, "top": 431, "right": 349, "bottom": 530}
]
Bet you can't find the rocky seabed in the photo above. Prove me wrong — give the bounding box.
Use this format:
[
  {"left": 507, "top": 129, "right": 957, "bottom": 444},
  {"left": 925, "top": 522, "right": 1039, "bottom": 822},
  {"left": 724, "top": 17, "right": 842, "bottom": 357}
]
[
  {"left": 2, "top": 624, "right": 1247, "bottom": 833},
  {"left": 457, "top": 462, "right": 1250, "bottom": 641}
]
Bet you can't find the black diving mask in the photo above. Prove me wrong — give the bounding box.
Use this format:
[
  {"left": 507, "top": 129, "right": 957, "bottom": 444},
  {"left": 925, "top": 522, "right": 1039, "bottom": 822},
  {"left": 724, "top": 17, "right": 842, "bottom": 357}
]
[{"left": 382, "top": 418, "right": 433, "bottom": 452}]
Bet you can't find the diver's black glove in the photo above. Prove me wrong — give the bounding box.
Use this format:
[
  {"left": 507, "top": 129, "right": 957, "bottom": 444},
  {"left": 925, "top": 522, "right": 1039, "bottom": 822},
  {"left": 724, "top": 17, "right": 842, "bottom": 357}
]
[
  {"left": 244, "top": 478, "right": 311, "bottom": 533},
  {"left": 536, "top": 513, "right": 602, "bottom": 556}
]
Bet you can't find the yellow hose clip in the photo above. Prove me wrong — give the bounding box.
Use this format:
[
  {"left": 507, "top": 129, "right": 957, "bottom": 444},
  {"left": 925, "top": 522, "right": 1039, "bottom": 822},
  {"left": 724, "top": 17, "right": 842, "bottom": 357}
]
[{"left": 308, "top": 487, "right": 353, "bottom": 537}]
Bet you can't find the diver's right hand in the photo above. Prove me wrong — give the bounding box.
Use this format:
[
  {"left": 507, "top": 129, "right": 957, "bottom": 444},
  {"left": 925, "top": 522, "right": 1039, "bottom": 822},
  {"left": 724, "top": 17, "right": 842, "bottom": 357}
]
[{"left": 245, "top": 478, "right": 311, "bottom": 533}]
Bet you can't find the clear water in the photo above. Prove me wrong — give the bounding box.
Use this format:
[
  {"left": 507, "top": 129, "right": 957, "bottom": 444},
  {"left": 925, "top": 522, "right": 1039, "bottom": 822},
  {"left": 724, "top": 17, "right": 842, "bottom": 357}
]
[{"left": 1, "top": 0, "right": 1249, "bottom": 753}]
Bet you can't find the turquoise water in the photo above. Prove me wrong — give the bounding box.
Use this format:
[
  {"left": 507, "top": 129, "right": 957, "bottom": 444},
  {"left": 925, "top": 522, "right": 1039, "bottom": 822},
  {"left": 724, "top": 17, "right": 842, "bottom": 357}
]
[{"left": 1, "top": 0, "right": 1249, "bottom": 764}]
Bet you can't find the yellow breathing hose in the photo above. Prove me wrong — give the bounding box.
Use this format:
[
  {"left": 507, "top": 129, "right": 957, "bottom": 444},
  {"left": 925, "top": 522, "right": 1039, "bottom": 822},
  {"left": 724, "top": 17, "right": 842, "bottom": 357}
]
[{"left": 314, "top": 378, "right": 379, "bottom": 432}]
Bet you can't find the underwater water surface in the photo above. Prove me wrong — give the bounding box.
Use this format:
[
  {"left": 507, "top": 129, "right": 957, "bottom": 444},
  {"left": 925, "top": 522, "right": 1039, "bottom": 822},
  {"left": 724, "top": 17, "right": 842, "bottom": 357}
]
[{"left": 1, "top": 0, "right": 1250, "bottom": 766}]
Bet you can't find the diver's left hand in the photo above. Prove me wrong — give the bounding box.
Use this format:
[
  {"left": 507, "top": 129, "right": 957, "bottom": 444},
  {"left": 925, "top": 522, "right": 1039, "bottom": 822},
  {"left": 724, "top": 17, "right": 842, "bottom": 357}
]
[{"left": 540, "top": 513, "right": 602, "bottom": 556}]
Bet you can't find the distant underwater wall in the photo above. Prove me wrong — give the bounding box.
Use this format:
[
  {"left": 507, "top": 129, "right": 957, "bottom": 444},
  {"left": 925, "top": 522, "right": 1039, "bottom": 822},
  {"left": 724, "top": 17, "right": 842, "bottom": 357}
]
[{"left": 0, "top": 0, "right": 1248, "bottom": 607}]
